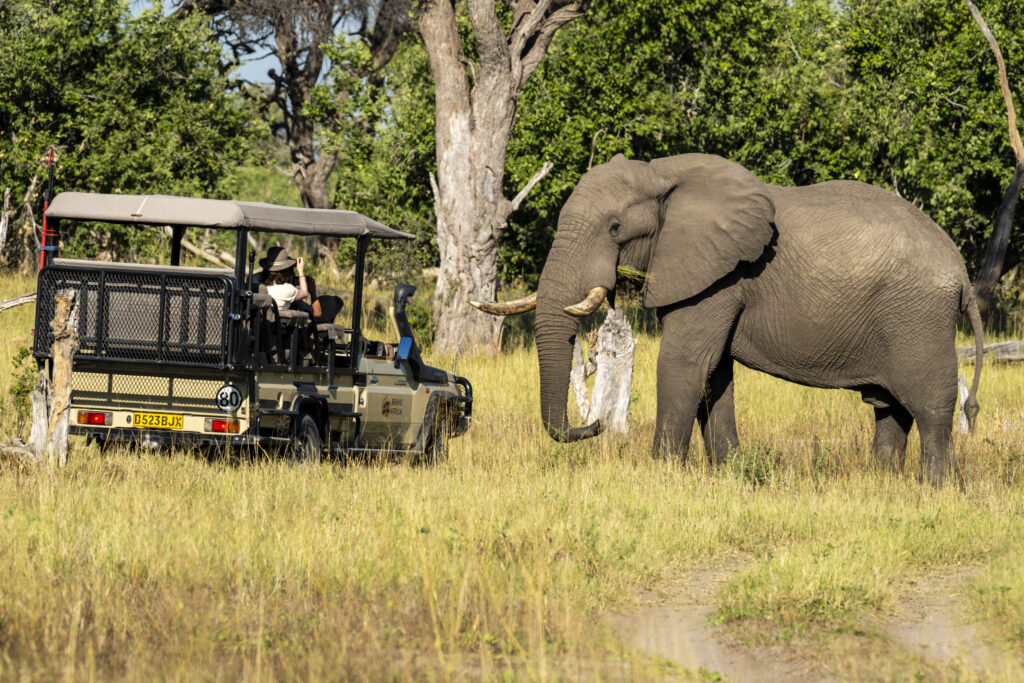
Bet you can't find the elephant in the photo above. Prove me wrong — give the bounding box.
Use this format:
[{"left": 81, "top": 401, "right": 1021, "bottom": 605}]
[{"left": 473, "top": 153, "right": 984, "bottom": 485}]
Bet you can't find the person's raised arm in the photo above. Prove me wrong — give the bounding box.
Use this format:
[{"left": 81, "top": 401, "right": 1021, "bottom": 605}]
[{"left": 294, "top": 257, "right": 310, "bottom": 301}]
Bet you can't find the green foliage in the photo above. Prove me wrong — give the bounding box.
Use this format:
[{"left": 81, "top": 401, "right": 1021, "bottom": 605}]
[
  {"left": 506, "top": 0, "right": 1024, "bottom": 280},
  {"left": 728, "top": 445, "right": 781, "bottom": 488},
  {"left": 315, "top": 35, "right": 440, "bottom": 283},
  {"left": 748, "top": 0, "right": 1024, "bottom": 270},
  {"left": 9, "top": 346, "right": 37, "bottom": 432},
  {"left": 506, "top": 0, "right": 787, "bottom": 281},
  {"left": 291, "top": 0, "right": 1024, "bottom": 295},
  {"left": 0, "top": 0, "right": 262, "bottom": 265}
]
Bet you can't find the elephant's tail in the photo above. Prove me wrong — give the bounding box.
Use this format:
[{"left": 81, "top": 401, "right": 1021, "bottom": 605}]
[{"left": 961, "top": 280, "right": 984, "bottom": 431}]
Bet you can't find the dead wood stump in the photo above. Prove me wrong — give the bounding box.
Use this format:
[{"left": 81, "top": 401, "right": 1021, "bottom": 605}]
[
  {"left": 1, "top": 288, "right": 79, "bottom": 466},
  {"left": 570, "top": 308, "right": 637, "bottom": 435}
]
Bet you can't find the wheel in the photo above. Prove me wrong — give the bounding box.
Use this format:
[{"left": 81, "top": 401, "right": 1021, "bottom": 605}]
[
  {"left": 292, "top": 412, "right": 322, "bottom": 464},
  {"left": 420, "top": 399, "right": 451, "bottom": 465}
]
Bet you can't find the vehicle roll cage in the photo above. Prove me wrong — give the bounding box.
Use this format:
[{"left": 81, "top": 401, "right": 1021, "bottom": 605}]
[{"left": 40, "top": 192, "right": 416, "bottom": 376}]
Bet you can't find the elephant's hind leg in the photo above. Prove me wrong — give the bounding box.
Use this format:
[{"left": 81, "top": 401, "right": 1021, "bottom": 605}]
[
  {"left": 870, "top": 403, "right": 913, "bottom": 472},
  {"left": 697, "top": 358, "right": 739, "bottom": 466},
  {"left": 898, "top": 351, "right": 959, "bottom": 486},
  {"left": 914, "top": 406, "right": 957, "bottom": 486}
]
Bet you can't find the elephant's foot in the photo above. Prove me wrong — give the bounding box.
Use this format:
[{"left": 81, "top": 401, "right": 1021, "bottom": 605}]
[
  {"left": 699, "top": 416, "right": 738, "bottom": 467},
  {"left": 652, "top": 428, "right": 692, "bottom": 463}
]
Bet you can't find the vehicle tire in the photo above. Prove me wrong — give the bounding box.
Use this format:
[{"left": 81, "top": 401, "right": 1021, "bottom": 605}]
[
  {"left": 292, "top": 412, "right": 322, "bottom": 465},
  {"left": 420, "top": 399, "right": 451, "bottom": 465}
]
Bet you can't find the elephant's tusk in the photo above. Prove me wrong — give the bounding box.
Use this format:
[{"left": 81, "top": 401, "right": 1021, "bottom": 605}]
[
  {"left": 564, "top": 286, "right": 608, "bottom": 317},
  {"left": 469, "top": 292, "right": 537, "bottom": 316}
]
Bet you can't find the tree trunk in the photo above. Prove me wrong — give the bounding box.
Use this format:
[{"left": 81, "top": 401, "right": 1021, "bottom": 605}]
[
  {"left": 974, "top": 162, "right": 1024, "bottom": 314},
  {"left": 419, "top": 0, "right": 589, "bottom": 354},
  {"left": 957, "top": 340, "right": 1024, "bottom": 362},
  {"left": 0, "top": 187, "right": 11, "bottom": 258},
  {"left": 430, "top": 165, "right": 509, "bottom": 351},
  {"left": 421, "top": 2, "right": 510, "bottom": 352}
]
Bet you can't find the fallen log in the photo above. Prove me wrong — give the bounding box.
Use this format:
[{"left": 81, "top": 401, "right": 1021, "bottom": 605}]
[
  {"left": 956, "top": 341, "right": 1024, "bottom": 362},
  {"left": 0, "top": 292, "right": 36, "bottom": 313}
]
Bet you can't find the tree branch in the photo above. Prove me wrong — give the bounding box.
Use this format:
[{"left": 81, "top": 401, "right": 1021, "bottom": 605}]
[
  {"left": 428, "top": 170, "right": 441, "bottom": 217},
  {"left": 966, "top": 0, "right": 1024, "bottom": 162},
  {"left": 966, "top": 0, "right": 1024, "bottom": 312},
  {"left": 973, "top": 162, "right": 1024, "bottom": 309},
  {"left": 509, "top": 161, "right": 554, "bottom": 212},
  {"left": 0, "top": 292, "right": 36, "bottom": 314},
  {"left": 508, "top": 0, "right": 590, "bottom": 89},
  {"left": 162, "top": 227, "right": 230, "bottom": 267},
  {"left": 467, "top": 0, "right": 512, "bottom": 84}
]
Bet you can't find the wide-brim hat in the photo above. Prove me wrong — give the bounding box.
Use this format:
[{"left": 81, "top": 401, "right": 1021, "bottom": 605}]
[{"left": 259, "top": 246, "right": 296, "bottom": 271}]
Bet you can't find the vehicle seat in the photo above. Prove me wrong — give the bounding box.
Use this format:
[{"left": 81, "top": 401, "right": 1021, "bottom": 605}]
[
  {"left": 254, "top": 285, "right": 310, "bottom": 365},
  {"left": 392, "top": 284, "right": 447, "bottom": 384}
]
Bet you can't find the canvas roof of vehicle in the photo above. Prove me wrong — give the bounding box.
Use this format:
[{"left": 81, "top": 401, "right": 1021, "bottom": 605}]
[{"left": 45, "top": 192, "right": 415, "bottom": 240}]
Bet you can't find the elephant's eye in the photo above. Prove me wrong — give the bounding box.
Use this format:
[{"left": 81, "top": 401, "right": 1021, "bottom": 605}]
[{"left": 609, "top": 222, "right": 621, "bottom": 238}]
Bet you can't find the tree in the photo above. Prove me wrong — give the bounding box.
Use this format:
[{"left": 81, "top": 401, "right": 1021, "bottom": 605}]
[
  {"left": 505, "top": 0, "right": 786, "bottom": 282},
  {"left": 0, "top": 0, "right": 260, "bottom": 267},
  {"left": 965, "top": 0, "right": 1024, "bottom": 316},
  {"left": 317, "top": 33, "right": 440, "bottom": 281},
  {"left": 175, "top": 0, "right": 413, "bottom": 268},
  {"left": 506, "top": 0, "right": 1024, "bottom": 304},
  {"left": 417, "top": 0, "right": 589, "bottom": 353}
]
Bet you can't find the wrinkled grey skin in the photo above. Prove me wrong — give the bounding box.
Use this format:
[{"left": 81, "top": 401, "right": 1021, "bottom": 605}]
[{"left": 536, "top": 153, "right": 983, "bottom": 485}]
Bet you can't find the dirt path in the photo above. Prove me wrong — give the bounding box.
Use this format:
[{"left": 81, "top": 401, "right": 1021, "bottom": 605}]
[
  {"left": 608, "top": 565, "right": 1022, "bottom": 681},
  {"left": 884, "top": 570, "right": 1016, "bottom": 678},
  {"left": 608, "top": 565, "right": 834, "bottom": 682}
]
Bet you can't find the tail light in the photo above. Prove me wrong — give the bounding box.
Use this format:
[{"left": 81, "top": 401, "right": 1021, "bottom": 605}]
[
  {"left": 205, "top": 418, "right": 240, "bottom": 434},
  {"left": 77, "top": 411, "right": 112, "bottom": 426}
]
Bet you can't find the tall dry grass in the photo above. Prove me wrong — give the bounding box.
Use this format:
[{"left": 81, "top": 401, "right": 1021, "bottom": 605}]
[{"left": 1, "top": 274, "right": 1023, "bottom": 680}]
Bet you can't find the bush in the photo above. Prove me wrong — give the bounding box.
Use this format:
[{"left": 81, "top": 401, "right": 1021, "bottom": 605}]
[{"left": 9, "top": 346, "right": 38, "bottom": 433}]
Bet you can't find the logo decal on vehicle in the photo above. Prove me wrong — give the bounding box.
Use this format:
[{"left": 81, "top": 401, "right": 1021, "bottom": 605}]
[
  {"left": 382, "top": 397, "right": 391, "bottom": 417},
  {"left": 216, "top": 385, "right": 242, "bottom": 413}
]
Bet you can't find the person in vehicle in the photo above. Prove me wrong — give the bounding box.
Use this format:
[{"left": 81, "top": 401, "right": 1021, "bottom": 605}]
[{"left": 259, "top": 246, "right": 343, "bottom": 323}]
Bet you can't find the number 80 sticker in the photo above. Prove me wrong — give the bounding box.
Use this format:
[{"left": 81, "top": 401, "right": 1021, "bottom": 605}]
[{"left": 216, "top": 385, "right": 242, "bottom": 413}]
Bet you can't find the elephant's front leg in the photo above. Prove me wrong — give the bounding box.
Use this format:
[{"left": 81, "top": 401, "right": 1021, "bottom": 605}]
[
  {"left": 697, "top": 359, "right": 739, "bottom": 465},
  {"left": 652, "top": 298, "right": 740, "bottom": 462}
]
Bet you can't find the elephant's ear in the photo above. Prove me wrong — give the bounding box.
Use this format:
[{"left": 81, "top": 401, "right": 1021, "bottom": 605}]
[{"left": 644, "top": 155, "right": 775, "bottom": 307}]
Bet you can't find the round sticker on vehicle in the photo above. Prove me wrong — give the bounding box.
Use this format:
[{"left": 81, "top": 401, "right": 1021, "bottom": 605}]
[{"left": 216, "top": 385, "right": 242, "bottom": 413}]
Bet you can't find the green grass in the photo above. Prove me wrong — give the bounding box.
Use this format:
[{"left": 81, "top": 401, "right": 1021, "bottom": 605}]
[{"left": 2, "top": 273, "right": 1024, "bottom": 679}]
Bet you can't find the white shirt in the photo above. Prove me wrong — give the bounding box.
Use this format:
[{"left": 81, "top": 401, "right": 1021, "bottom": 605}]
[{"left": 266, "top": 282, "right": 298, "bottom": 309}]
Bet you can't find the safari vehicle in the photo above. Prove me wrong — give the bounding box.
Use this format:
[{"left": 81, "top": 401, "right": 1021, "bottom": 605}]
[{"left": 32, "top": 192, "right": 472, "bottom": 461}]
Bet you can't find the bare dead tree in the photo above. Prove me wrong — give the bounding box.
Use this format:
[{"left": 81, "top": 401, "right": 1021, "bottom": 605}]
[
  {"left": 418, "top": 0, "right": 589, "bottom": 353},
  {"left": 1, "top": 289, "right": 78, "bottom": 466},
  {"left": 966, "top": 0, "right": 1024, "bottom": 315}
]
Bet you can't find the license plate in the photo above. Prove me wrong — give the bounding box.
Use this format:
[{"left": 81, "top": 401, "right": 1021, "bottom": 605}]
[{"left": 132, "top": 412, "right": 184, "bottom": 430}]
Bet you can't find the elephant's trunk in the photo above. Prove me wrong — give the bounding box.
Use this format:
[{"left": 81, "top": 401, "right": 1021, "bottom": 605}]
[{"left": 536, "top": 250, "right": 603, "bottom": 443}]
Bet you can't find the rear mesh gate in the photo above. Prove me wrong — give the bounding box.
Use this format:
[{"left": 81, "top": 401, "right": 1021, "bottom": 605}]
[{"left": 34, "top": 266, "right": 235, "bottom": 368}]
